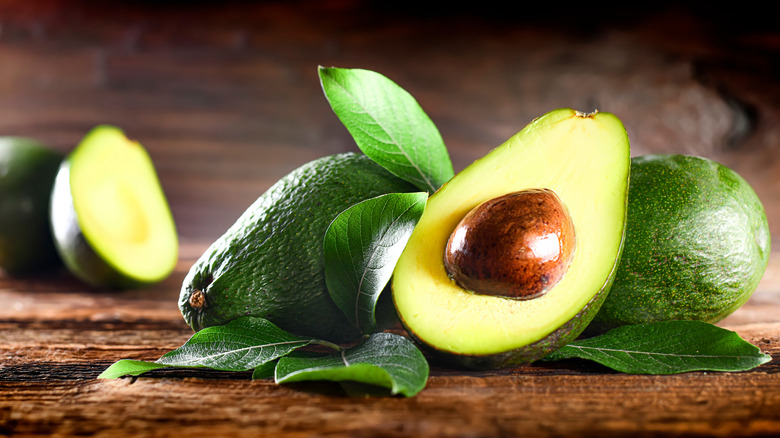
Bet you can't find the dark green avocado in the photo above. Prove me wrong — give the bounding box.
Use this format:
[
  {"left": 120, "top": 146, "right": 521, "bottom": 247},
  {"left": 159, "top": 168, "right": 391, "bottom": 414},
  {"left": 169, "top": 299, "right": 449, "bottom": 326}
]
[
  {"left": 179, "top": 152, "right": 416, "bottom": 343},
  {"left": 0, "top": 137, "right": 62, "bottom": 273},
  {"left": 590, "top": 154, "right": 771, "bottom": 332}
]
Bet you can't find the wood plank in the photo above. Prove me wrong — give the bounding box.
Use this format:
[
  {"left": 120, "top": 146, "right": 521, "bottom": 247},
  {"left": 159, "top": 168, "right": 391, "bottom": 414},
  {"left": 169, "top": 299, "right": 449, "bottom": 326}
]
[
  {"left": 2, "top": 268, "right": 780, "bottom": 436},
  {"left": 3, "top": 358, "right": 780, "bottom": 437},
  {"left": 2, "top": 251, "right": 778, "bottom": 436}
]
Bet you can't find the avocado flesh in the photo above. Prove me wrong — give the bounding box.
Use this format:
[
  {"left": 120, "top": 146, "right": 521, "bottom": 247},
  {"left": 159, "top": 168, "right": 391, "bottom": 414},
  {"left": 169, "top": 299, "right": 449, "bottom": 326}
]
[
  {"left": 179, "top": 152, "right": 416, "bottom": 343},
  {"left": 589, "top": 154, "right": 771, "bottom": 332},
  {"left": 0, "top": 138, "right": 62, "bottom": 273},
  {"left": 50, "top": 126, "right": 178, "bottom": 288},
  {"left": 392, "top": 109, "right": 630, "bottom": 368}
]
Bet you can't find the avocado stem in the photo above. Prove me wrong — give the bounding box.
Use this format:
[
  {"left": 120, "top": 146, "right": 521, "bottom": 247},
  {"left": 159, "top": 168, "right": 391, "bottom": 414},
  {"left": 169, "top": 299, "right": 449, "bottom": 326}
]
[
  {"left": 189, "top": 289, "right": 207, "bottom": 310},
  {"left": 575, "top": 110, "right": 599, "bottom": 118}
]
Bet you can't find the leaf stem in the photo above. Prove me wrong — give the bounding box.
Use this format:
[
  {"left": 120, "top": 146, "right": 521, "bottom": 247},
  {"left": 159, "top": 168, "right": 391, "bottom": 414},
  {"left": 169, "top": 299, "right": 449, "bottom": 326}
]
[{"left": 311, "top": 339, "right": 343, "bottom": 352}]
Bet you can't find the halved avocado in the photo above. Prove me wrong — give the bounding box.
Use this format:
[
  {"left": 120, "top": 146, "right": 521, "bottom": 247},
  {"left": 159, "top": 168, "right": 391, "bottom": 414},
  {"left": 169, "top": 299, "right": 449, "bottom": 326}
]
[
  {"left": 50, "top": 126, "right": 178, "bottom": 289},
  {"left": 392, "top": 109, "right": 630, "bottom": 369},
  {"left": 0, "top": 137, "right": 63, "bottom": 274}
]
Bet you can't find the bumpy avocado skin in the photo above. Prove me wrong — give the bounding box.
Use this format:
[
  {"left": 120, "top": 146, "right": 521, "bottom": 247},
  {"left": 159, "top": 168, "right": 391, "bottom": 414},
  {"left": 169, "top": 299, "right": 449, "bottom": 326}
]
[
  {"left": 590, "top": 154, "right": 771, "bottom": 333},
  {"left": 179, "top": 153, "right": 416, "bottom": 343},
  {"left": 0, "top": 138, "right": 62, "bottom": 273}
]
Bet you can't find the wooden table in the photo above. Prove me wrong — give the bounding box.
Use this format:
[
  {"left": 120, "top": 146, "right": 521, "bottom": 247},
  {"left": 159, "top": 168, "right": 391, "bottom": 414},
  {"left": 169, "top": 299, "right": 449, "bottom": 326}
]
[{"left": 2, "top": 2, "right": 779, "bottom": 436}]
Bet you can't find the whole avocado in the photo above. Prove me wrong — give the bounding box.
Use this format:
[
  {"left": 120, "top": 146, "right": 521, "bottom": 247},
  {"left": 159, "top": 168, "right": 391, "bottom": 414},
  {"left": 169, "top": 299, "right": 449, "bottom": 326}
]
[
  {"left": 179, "top": 152, "right": 416, "bottom": 342},
  {"left": 0, "top": 137, "right": 62, "bottom": 273},
  {"left": 590, "top": 154, "right": 771, "bottom": 332}
]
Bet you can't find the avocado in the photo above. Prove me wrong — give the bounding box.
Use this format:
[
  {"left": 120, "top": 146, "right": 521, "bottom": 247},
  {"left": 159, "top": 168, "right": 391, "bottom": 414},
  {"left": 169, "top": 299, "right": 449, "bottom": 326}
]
[
  {"left": 179, "top": 152, "right": 417, "bottom": 343},
  {"left": 0, "top": 137, "right": 63, "bottom": 273},
  {"left": 589, "top": 154, "right": 771, "bottom": 332},
  {"left": 50, "top": 126, "right": 178, "bottom": 289},
  {"left": 392, "top": 109, "right": 631, "bottom": 370}
]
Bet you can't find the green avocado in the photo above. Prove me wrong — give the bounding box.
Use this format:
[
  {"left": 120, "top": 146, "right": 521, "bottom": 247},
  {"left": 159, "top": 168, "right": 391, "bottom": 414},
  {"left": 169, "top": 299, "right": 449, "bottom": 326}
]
[
  {"left": 50, "top": 126, "right": 178, "bottom": 289},
  {"left": 392, "top": 109, "right": 631, "bottom": 369},
  {"left": 589, "top": 154, "right": 771, "bottom": 332},
  {"left": 0, "top": 137, "right": 63, "bottom": 273},
  {"left": 179, "top": 152, "right": 417, "bottom": 343}
]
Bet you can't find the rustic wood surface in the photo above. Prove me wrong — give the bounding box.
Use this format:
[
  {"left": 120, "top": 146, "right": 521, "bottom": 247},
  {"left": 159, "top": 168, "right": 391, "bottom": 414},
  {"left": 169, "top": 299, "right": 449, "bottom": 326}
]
[{"left": 1, "top": 2, "right": 779, "bottom": 436}]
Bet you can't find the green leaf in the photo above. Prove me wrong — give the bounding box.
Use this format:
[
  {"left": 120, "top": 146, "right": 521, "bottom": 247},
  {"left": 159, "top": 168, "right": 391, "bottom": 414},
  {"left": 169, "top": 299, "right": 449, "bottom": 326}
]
[
  {"left": 98, "top": 317, "right": 315, "bottom": 379},
  {"left": 319, "top": 66, "right": 453, "bottom": 193},
  {"left": 156, "top": 317, "right": 314, "bottom": 371},
  {"left": 251, "top": 359, "right": 279, "bottom": 380},
  {"left": 544, "top": 320, "right": 772, "bottom": 374},
  {"left": 325, "top": 192, "right": 427, "bottom": 334},
  {"left": 275, "top": 332, "right": 429, "bottom": 397},
  {"left": 97, "top": 360, "right": 169, "bottom": 379}
]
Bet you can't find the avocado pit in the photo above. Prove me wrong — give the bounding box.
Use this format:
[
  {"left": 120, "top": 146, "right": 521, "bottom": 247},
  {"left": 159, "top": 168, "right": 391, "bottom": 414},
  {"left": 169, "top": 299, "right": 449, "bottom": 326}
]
[{"left": 443, "top": 189, "right": 575, "bottom": 299}]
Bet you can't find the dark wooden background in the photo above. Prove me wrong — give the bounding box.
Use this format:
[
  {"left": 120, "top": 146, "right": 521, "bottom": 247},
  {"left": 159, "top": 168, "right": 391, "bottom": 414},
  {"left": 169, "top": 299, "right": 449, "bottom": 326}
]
[{"left": 2, "top": 1, "right": 779, "bottom": 436}]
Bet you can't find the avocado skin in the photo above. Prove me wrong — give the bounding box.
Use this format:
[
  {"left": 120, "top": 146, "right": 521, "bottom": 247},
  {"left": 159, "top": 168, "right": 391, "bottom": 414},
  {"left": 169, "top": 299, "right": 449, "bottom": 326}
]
[
  {"left": 179, "top": 153, "right": 416, "bottom": 342},
  {"left": 589, "top": 154, "right": 771, "bottom": 333},
  {"left": 0, "top": 138, "right": 62, "bottom": 274}
]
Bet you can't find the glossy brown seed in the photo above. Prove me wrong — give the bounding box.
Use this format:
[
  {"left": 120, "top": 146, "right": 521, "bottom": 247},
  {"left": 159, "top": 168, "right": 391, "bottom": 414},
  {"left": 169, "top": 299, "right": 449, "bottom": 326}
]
[{"left": 444, "top": 189, "right": 576, "bottom": 299}]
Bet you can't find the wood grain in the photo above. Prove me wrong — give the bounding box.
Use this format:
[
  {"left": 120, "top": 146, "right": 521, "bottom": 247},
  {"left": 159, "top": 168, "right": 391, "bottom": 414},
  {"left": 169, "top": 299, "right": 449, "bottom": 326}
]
[
  {"left": 1, "top": 1, "right": 779, "bottom": 436},
  {"left": 3, "top": 252, "right": 780, "bottom": 437},
  {"left": 2, "top": 311, "right": 780, "bottom": 438}
]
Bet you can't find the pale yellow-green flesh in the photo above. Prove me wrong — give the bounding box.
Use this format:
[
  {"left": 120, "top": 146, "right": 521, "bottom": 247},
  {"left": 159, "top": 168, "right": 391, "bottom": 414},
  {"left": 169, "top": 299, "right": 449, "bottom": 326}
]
[
  {"left": 70, "top": 126, "right": 178, "bottom": 283},
  {"left": 392, "top": 109, "right": 629, "bottom": 356}
]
